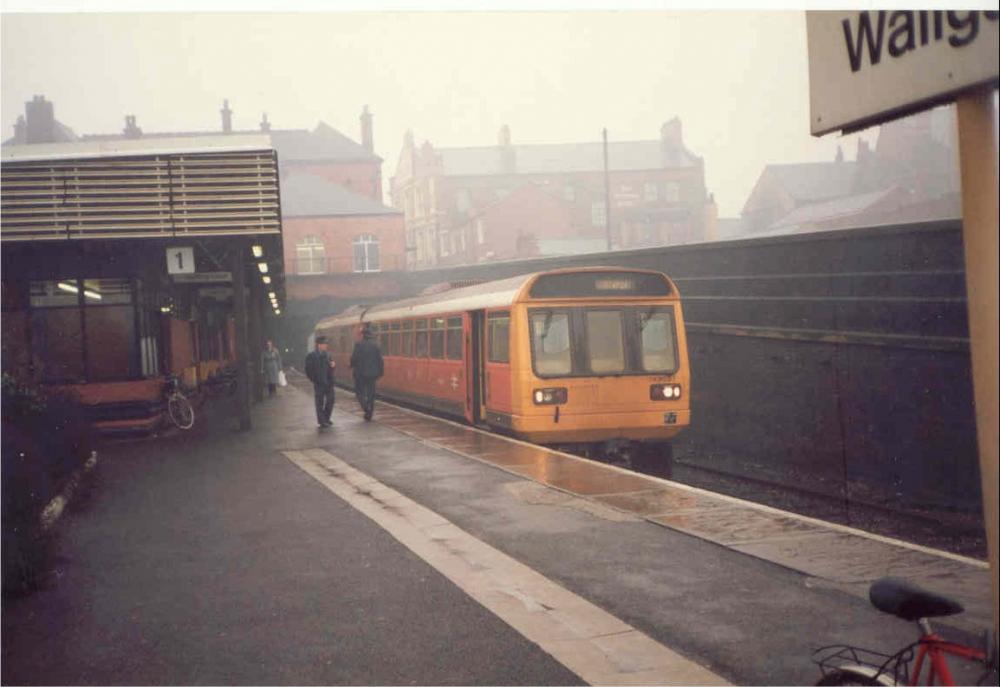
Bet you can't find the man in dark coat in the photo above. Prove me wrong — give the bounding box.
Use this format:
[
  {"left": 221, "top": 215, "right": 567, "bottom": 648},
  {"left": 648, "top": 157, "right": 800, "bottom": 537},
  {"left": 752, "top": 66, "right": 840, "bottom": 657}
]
[
  {"left": 350, "top": 325, "right": 384, "bottom": 421},
  {"left": 305, "top": 336, "right": 336, "bottom": 427}
]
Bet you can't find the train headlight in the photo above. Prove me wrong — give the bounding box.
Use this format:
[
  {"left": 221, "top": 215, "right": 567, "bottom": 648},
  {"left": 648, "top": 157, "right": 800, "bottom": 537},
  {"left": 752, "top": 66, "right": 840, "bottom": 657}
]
[
  {"left": 533, "top": 387, "right": 568, "bottom": 405},
  {"left": 650, "top": 384, "right": 682, "bottom": 401}
]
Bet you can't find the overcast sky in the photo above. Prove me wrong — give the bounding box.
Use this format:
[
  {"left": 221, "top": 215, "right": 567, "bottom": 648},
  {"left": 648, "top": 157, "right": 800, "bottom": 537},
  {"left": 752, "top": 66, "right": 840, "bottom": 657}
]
[{"left": 1, "top": 9, "right": 884, "bottom": 216}]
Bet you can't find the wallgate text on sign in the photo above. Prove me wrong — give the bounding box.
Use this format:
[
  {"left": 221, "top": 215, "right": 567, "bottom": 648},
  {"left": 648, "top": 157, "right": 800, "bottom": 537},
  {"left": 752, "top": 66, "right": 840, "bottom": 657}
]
[{"left": 807, "top": 10, "right": 999, "bottom": 136}]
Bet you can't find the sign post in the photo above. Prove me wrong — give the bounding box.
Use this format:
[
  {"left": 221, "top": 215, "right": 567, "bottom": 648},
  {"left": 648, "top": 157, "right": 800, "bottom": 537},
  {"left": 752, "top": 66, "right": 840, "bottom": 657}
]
[
  {"left": 955, "top": 89, "right": 999, "bottom": 640},
  {"left": 808, "top": 9, "right": 999, "bottom": 643}
]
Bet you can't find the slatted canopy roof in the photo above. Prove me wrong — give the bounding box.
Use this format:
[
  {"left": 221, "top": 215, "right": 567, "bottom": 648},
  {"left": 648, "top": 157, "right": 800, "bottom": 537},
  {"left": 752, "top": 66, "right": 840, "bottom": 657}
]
[{"left": 1, "top": 135, "right": 281, "bottom": 242}]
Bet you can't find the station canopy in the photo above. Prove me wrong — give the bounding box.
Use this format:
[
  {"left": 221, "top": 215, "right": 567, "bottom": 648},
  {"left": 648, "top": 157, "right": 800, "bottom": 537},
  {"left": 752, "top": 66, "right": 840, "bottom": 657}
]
[{"left": 0, "top": 135, "right": 280, "bottom": 242}]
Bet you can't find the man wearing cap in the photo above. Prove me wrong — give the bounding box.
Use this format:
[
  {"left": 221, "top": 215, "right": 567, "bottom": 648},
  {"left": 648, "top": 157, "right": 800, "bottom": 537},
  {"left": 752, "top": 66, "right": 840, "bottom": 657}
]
[
  {"left": 350, "top": 324, "right": 384, "bottom": 421},
  {"left": 305, "top": 335, "right": 336, "bottom": 427}
]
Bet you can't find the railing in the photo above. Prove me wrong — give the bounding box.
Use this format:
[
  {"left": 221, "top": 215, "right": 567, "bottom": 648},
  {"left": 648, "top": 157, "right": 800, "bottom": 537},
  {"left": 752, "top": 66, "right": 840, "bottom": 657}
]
[{"left": 1, "top": 150, "right": 281, "bottom": 241}]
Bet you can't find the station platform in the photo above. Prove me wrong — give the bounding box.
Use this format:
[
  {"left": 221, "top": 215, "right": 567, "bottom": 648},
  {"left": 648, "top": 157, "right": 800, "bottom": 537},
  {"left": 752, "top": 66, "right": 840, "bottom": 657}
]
[
  {"left": 323, "top": 377, "right": 992, "bottom": 634},
  {"left": 2, "top": 371, "right": 992, "bottom": 686}
]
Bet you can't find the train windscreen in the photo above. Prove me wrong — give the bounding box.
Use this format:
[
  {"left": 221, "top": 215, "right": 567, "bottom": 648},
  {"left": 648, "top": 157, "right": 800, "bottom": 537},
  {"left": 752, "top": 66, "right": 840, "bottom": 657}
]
[{"left": 529, "top": 306, "right": 679, "bottom": 377}]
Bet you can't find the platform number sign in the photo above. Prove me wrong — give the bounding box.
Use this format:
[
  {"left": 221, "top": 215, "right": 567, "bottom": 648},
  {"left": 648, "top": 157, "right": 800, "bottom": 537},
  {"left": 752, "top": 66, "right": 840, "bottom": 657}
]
[{"left": 166, "top": 247, "right": 195, "bottom": 275}]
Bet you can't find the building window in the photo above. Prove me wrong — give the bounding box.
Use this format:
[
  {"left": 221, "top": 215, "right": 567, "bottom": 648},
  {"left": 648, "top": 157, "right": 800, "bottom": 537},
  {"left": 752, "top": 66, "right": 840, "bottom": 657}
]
[
  {"left": 456, "top": 188, "right": 471, "bottom": 213},
  {"left": 476, "top": 219, "right": 486, "bottom": 245},
  {"left": 564, "top": 185, "right": 576, "bottom": 202},
  {"left": 353, "top": 234, "right": 380, "bottom": 272},
  {"left": 296, "top": 235, "right": 326, "bottom": 275},
  {"left": 591, "top": 200, "right": 607, "bottom": 227},
  {"left": 665, "top": 181, "right": 680, "bottom": 203},
  {"left": 28, "top": 278, "right": 144, "bottom": 383},
  {"left": 439, "top": 231, "right": 450, "bottom": 257},
  {"left": 643, "top": 181, "right": 659, "bottom": 202}
]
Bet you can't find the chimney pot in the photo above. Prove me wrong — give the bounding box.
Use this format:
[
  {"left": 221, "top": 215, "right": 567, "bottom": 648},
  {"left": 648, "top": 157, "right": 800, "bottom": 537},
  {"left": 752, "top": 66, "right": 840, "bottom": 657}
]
[
  {"left": 498, "top": 124, "right": 511, "bottom": 147},
  {"left": 260, "top": 112, "right": 271, "bottom": 132}
]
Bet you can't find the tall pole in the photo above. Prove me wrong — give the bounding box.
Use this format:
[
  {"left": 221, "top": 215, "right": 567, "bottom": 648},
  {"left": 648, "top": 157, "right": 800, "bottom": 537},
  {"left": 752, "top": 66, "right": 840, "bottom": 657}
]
[
  {"left": 231, "top": 243, "right": 252, "bottom": 431},
  {"left": 603, "top": 127, "right": 612, "bottom": 251},
  {"left": 249, "top": 275, "right": 264, "bottom": 403},
  {"left": 956, "top": 88, "right": 999, "bottom": 646}
]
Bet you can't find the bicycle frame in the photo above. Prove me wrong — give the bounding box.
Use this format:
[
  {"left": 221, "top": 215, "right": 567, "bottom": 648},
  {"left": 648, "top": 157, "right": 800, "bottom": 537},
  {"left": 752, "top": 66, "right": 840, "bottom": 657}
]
[{"left": 908, "top": 630, "right": 986, "bottom": 686}]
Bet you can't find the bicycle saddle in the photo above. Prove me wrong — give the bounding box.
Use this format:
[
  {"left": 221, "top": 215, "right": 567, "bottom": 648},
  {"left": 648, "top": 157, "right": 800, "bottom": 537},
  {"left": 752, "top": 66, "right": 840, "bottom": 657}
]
[{"left": 869, "top": 577, "right": 964, "bottom": 621}]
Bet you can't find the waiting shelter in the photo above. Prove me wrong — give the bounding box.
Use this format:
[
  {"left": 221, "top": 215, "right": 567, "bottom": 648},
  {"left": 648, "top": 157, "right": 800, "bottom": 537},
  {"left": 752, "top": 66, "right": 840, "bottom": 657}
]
[{"left": 1, "top": 135, "right": 284, "bottom": 432}]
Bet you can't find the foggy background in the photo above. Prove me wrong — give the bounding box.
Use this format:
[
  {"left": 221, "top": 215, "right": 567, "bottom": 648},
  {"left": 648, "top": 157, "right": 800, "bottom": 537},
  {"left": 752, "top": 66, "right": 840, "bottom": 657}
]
[{"left": 1, "top": 10, "right": 882, "bottom": 217}]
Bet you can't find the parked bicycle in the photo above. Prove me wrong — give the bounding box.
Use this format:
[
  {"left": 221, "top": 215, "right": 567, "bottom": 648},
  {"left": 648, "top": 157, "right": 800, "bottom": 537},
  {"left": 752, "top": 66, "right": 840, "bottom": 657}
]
[
  {"left": 813, "top": 577, "right": 997, "bottom": 686},
  {"left": 202, "top": 366, "right": 237, "bottom": 398},
  {"left": 163, "top": 375, "right": 195, "bottom": 430}
]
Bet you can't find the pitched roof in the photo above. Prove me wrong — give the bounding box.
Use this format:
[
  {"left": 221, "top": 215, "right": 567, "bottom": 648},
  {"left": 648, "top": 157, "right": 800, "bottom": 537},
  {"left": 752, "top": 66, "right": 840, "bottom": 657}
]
[
  {"left": 270, "top": 122, "right": 380, "bottom": 163},
  {"left": 760, "top": 187, "right": 901, "bottom": 235},
  {"left": 71, "top": 121, "right": 379, "bottom": 164},
  {"left": 437, "top": 139, "right": 699, "bottom": 177},
  {"left": 280, "top": 172, "right": 400, "bottom": 218},
  {"left": 762, "top": 162, "right": 859, "bottom": 203},
  {"left": 1, "top": 119, "right": 78, "bottom": 147}
]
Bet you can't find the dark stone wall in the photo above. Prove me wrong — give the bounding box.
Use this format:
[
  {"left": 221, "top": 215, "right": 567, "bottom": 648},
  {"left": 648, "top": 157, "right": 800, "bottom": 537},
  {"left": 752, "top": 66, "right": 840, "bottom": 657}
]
[{"left": 286, "top": 220, "right": 981, "bottom": 513}]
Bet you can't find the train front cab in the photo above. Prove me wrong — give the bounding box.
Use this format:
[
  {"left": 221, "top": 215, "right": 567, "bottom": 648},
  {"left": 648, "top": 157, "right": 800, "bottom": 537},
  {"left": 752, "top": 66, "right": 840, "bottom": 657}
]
[{"left": 472, "top": 270, "right": 691, "bottom": 457}]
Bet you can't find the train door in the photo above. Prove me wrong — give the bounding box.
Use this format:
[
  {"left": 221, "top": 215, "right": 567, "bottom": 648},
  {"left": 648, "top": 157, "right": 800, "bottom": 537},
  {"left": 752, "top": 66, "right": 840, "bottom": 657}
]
[
  {"left": 484, "top": 309, "right": 513, "bottom": 419},
  {"left": 468, "top": 310, "right": 485, "bottom": 424}
]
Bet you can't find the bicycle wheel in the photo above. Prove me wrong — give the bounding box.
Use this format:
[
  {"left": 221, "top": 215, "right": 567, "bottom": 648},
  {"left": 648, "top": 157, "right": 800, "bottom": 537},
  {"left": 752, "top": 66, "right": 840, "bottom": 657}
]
[
  {"left": 815, "top": 669, "right": 882, "bottom": 686},
  {"left": 168, "top": 394, "right": 195, "bottom": 429}
]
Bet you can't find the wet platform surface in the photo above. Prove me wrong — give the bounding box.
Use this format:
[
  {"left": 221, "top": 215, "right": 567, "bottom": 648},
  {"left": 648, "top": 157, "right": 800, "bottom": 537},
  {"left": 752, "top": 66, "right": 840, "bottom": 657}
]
[{"left": 337, "top": 390, "right": 992, "bottom": 633}]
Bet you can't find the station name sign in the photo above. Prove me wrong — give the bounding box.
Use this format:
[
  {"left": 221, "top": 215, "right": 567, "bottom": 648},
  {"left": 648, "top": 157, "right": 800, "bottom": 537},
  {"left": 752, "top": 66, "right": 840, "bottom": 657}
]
[{"left": 807, "top": 10, "right": 999, "bottom": 135}]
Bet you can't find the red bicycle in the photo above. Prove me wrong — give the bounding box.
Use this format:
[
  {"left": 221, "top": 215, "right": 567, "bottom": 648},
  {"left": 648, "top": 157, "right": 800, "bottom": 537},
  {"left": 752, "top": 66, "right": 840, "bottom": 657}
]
[{"left": 813, "top": 577, "right": 996, "bottom": 685}]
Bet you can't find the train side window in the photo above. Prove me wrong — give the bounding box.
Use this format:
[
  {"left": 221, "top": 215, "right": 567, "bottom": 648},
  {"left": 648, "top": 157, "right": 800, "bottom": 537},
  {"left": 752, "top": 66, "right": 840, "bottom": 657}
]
[
  {"left": 636, "top": 308, "right": 678, "bottom": 373},
  {"left": 529, "top": 310, "right": 572, "bottom": 376},
  {"left": 415, "top": 319, "right": 429, "bottom": 357},
  {"left": 487, "top": 312, "right": 510, "bottom": 363},
  {"left": 430, "top": 317, "right": 445, "bottom": 359},
  {"left": 390, "top": 321, "right": 401, "bottom": 356},
  {"left": 446, "top": 316, "right": 463, "bottom": 360},
  {"left": 585, "top": 310, "right": 626, "bottom": 374},
  {"left": 401, "top": 320, "right": 414, "bottom": 357}
]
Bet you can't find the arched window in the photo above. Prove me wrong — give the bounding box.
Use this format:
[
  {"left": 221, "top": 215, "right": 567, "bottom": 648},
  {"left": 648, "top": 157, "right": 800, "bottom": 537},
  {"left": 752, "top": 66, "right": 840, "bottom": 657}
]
[
  {"left": 353, "top": 234, "right": 380, "bottom": 273},
  {"left": 296, "top": 235, "right": 326, "bottom": 275}
]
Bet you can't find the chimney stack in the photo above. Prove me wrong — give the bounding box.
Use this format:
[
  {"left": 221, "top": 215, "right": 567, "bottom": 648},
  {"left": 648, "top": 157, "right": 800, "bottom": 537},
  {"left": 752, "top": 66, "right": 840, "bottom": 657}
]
[
  {"left": 360, "top": 105, "right": 373, "bottom": 152},
  {"left": 123, "top": 115, "right": 143, "bottom": 139},
  {"left": 221, "top": 99, "right": 233, "bottom": 133},
  {"left": 260, "top": 112, "right": 271, "bottom": 132},
  {"left": 660, "top": 117, "right": 683, "bottom": 147},
  {"left": 857, "top": 139, "right": 871, "bottom": 164},
  {"left": 25, "top": 95, "right": 56, "bottom": 144},
  {"left": 13, "top": 116, "right": 26, "bottom": 144},
  {"left": 498, "top": 125, "right": 515, "bottom": 173},
  {"left": 660, "top": 117, "right": 683, "bottom": 166}
]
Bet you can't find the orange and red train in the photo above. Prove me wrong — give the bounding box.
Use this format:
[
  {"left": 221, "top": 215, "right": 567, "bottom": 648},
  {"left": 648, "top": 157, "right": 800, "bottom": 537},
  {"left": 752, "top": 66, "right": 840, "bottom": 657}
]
[{"left": 313, "top": 267, "right": 690, "bottom": 460}]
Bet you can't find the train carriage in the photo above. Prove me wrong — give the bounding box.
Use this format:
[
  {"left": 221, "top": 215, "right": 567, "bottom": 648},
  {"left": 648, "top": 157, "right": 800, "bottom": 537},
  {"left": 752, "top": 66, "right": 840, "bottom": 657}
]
[{"left": 314, "top": 267, "right": 690, "bottom": 459}]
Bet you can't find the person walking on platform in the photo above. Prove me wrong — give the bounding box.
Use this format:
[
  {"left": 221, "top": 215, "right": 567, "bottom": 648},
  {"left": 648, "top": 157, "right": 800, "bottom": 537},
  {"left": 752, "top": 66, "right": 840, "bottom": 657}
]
[
  {"left": 350, "top": 325, "right": 384, "bottom": 421},
  {"left": 261, "top": 339, "right": 282, "bottom": 397},
  {"left": 305, "top": 336, "right": 336, "bottom": 428}
]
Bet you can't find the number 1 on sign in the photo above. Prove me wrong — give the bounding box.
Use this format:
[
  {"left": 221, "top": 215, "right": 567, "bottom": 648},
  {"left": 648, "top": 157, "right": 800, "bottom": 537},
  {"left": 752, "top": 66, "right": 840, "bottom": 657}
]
[{"left": 166, "top": 247, "right": 195, "bottom": 274}]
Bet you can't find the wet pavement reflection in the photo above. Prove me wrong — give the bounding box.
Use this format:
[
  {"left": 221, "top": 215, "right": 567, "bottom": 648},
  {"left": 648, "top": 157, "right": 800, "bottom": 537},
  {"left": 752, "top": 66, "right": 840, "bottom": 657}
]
[{"left": 334, "top": 395, "right": 992, "bottom": 633}]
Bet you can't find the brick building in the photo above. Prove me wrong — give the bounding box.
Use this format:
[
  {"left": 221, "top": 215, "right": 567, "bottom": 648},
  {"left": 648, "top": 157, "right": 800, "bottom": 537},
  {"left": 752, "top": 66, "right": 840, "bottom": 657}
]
[
  {"left": 741, "top": 107, "right": 961, "bottom": 236},
  {"left": 390, "top": 119, "right": 718, "bottom": 269},
  {"left": 4, "top": 97, "right": 405, "bottom": 362}
]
